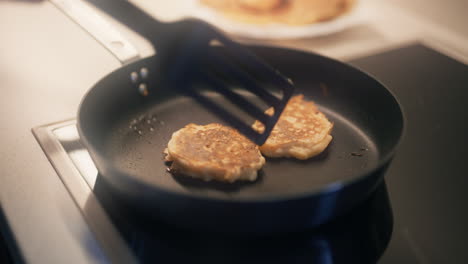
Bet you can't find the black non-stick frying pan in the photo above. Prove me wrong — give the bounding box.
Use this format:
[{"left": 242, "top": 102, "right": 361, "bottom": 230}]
[{"left": 77, "top": 1, "right": 404, "bottom": 233}]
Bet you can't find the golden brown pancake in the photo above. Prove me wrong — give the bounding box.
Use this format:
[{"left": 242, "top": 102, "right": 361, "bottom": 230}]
[
  {"left": 237, "top": 0, "right": 285, "bottom": 11},
  {"left": 200, "top": 0, "right": 356, "bottom": 25},
  {"left": 165, "top": 123, "right": 265, "bottom": 182},
  {"left": 252, "top": 94, "right": 333, "bottom": 160}
]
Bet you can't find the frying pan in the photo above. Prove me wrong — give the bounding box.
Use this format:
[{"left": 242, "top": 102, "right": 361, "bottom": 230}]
[{"left": 75, "top": 0, "right": 404, "bottom": 233}]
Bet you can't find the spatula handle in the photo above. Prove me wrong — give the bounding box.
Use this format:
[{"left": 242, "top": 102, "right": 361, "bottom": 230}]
[{"left": 84, "top": 0, "right": 169, "bottom": 48}]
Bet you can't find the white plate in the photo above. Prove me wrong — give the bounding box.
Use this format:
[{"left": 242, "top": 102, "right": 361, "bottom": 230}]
[{"left": 187, "top": 0, "right": 369, "bottom": 40}]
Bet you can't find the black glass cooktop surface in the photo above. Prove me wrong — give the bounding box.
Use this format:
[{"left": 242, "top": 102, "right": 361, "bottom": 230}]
[
  {"left": 349, "top": 44, "right": 468, "bottom": 264},
  {"left": 88, "top": 44, "right": 468, "bottom": 263}
]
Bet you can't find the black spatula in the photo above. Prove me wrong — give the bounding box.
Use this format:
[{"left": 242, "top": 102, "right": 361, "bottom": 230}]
[{"left": 88, "top": 0, "right": 294, "bottom": 145}]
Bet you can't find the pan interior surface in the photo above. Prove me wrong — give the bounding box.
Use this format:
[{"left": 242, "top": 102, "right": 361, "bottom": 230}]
[
  {"left": 105, "top": 94, "right": 379, "bottom": 200},
  {"left": 80, "top": 47, "right": 403, "bottom": 201}
]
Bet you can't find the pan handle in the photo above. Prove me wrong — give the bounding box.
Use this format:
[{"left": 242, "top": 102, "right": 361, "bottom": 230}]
[{"left": 49, "top": 0, "right": 140, "bottom": 65}]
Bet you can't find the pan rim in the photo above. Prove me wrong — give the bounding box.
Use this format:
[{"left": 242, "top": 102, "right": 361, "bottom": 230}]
[{"left": 77, "top": 45, "right": 405, "bottom": 203}]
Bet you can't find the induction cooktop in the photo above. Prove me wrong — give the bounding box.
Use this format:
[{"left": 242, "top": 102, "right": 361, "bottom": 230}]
[{"left": 33, "top": 43, "right": 468, "bottom": 263}]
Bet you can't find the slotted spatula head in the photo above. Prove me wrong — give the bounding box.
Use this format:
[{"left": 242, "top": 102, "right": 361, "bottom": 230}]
[{"left": 166, "top": 19, "right": 295, "bottom": 145}]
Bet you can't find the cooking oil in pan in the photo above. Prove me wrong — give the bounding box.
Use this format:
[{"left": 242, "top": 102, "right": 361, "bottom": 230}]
[{"left": 128, "top": 114, "right": 167, "bottom": 138}]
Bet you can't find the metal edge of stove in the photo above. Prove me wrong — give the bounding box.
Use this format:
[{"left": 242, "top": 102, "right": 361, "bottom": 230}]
[{"left": 32, "top": 120, "right": 137, "bottom": 264}]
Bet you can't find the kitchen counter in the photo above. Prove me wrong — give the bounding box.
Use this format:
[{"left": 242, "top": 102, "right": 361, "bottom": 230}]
[{"left": 0, "top": 1, "right": 467, "bottom": 263}]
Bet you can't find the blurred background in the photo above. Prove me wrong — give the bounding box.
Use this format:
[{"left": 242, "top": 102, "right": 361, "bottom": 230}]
[{"left": 1, "top": 0, "right": 467, "bottom": 263}]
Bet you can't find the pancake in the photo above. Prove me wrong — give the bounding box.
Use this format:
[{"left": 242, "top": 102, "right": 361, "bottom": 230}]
[
  {"left": 165, "top": 123, "right": 265, "bottom": 182},
  {"left": 200, "top": 0, "right": 356, "bottom": 25},
  {"left": 237, "top": 0, "right": 284, "bottom": 11},
  {"left": 252, "top": 94, "right": 333, "bottom": 160}
]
